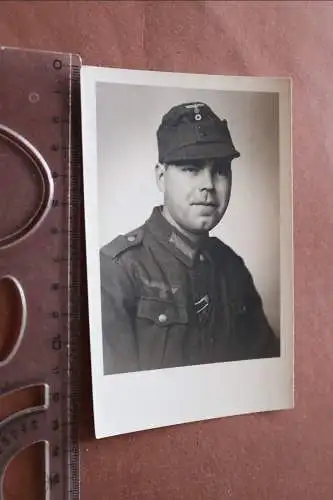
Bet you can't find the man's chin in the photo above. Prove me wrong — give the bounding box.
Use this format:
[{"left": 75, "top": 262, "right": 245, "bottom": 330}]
[
  {"left": 197, "top": 214, "right": 221, "bottom": 230},
  {"left": 187, "top": 218, "right": 219, "bottom": 234}
]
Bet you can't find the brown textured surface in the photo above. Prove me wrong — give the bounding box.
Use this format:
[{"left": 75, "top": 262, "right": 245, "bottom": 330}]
[{"left": 0, "top": 1, "right": 333, "bottom": 499}]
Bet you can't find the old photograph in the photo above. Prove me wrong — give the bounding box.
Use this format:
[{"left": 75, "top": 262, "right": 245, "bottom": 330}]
[{"left": 81, "top": 67, "right": 293, "bottom": 438}]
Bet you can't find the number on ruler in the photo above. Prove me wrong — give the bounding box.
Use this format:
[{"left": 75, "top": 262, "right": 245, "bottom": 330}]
[
  {"left": 52, "top": 419, "right": 60, "bottom": 431},
  {"left": 52, "top": 392, "right": 60, "bottom": 403},
  {"left": 52, "top": 445, "right": 60, "bottom": 458},
  {"left": 50, "top": 472, "right": 60, "bottom": 488},
  {"left": 52, "top": 335, "right": 62, "bottom": 351}
]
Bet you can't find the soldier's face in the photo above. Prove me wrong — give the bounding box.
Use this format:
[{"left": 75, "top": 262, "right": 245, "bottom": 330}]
[{"left": 156, "top": 159, "right": 232, "bottom": 235}]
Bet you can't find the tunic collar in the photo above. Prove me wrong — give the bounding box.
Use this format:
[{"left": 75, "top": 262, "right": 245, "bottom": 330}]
[{"left": 145, "top": 206, "right": 211, "bottom": 268}]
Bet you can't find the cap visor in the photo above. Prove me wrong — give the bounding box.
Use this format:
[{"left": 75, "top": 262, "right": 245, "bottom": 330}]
[{"left": 164, "top": 142, "right": 240, "bottom": 164}]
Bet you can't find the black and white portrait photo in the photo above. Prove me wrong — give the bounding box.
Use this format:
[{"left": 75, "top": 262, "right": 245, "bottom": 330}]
[{"left": 81, "top": 67, "right": 294, "bottom": 438}]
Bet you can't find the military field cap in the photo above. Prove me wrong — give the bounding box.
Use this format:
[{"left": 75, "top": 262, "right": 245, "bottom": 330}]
[{"left": 157, "top": 102, "right": 240, "bottom": 165}]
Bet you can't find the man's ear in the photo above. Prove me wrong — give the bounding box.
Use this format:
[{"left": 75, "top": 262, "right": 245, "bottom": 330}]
[{"left": 155, "top": 162, "right": 167, "bottom": 193}]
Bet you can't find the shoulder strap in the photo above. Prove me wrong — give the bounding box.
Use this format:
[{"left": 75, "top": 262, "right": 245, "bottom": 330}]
[{"left": 100, "top": 226, "right": 144, "bottom": 260}]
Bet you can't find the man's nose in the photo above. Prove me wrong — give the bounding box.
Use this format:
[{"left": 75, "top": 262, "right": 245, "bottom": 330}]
[{"left": 199, "top": 168, "right": 214, "bottom": 190}]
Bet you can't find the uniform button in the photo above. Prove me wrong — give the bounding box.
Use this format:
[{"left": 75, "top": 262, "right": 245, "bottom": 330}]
[
  {"left": 158, "top": 314, "right": 167, "bottom": 324},
  {"left": 210, "top": 337, "right": 215, "bottom": 344},
  {"left": 199, "top": 254, "right": 205, "bottom": 262},
  {"left": 127, "top": 235, "right": 136, "bottom": 242}
]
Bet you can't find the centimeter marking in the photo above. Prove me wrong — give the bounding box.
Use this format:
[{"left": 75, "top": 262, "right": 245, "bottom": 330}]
[
  {"left": 65, "top": 58, "right": 81, "bottom": 500},
  {"left": 0, "top": 48, "right": 82, "bottom": 500}
]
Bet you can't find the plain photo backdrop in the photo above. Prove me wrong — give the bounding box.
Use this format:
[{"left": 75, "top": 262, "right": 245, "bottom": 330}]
[{"left": 96, "top": 82, "right": 280, "bottom": 335}]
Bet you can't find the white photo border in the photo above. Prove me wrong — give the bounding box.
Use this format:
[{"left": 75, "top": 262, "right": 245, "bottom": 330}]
[{"left": 81, "top": 66, "right": 294, "bottom": 438}]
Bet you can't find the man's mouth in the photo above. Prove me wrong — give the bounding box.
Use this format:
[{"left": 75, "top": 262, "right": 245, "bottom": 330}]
[{"left": 191, "top": 202, "right": 217, "bottom": 207}]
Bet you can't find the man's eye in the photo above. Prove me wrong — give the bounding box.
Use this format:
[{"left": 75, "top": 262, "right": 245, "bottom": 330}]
[
  {"left": 216, "top": 165, "right": 230, "bottom": 177},
  {"left": 182, "top": 166, "right": 198, "bottom": 174},
  {"left": 217, "top": 168, "right": 227, "bottom": 176}
]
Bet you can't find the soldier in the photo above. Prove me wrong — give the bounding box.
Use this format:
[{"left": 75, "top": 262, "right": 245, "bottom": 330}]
[{"left": 100, "top": 102, "right": 280, "bottom": 375}]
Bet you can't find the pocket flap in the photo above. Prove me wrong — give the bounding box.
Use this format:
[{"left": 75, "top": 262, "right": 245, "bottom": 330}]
[{"left": 137, "top": 297, "right": 188, "bottom": 326}]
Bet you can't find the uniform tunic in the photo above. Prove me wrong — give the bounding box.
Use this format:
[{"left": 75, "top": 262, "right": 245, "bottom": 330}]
[{"left": 100, "top": 206, "right": 280, "bottom": 374}]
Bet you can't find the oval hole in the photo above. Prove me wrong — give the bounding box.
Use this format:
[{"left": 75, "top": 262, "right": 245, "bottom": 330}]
[
  {"left": 0, "top": 276, "right": 27, "bottom": 366},
  {"left": 3, "top": 441, "right": 47, "bottom": 500},
  {"left": 0, "top": 134, "right": 42, "bottom": 242},
  {"left": 0, "top": 125, "right": 54, "bottom": 249},
  {"left": 0, "top": 385, "right": 46, "bottom": 423}
]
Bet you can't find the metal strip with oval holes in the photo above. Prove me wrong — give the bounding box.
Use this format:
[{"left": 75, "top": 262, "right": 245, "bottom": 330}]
[{"left": 0, "top": 47, "right": 81, "bottom": 500}]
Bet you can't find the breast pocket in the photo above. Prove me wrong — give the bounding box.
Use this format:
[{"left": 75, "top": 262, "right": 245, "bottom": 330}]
[{"left": 137, "top": 297, "right": 188, "bottom": 328}]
